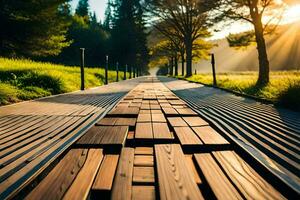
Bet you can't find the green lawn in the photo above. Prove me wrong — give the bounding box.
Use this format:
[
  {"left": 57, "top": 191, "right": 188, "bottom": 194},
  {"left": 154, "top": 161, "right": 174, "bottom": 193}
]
[
  {"left": 0, "top": 57, "right": 129, "bottom": 105},
  {"left": 178, "top": 71, "right": 300, "bottom": 110}
]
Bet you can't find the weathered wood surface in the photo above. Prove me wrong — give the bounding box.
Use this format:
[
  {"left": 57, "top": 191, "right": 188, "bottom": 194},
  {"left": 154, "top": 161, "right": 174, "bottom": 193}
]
[
  {"left": 160, "top": 76, "right": 300, "bottom": 193},
  {"left": 155, "top": 144, "right": 204, "bottom": 200},
  {"left": 1, "top": 76, "right": 290, "bottom": 199}
]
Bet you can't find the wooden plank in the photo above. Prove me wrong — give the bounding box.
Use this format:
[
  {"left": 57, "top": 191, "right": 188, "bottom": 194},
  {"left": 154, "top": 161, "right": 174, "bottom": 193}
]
[
  {"left": 25, "top": 149, "right": 88, "bottom": 200},
  {"left": 135, "top": 123, "right": 153, "bottom": 139},
  {"left": 152, "top": 123, "right": 173, "bottom": 139},
  {"left": 151, "top": 110, "right": 163, "bottom": 114},
  {"left": 183, "top": 117, "right": 209, "bottom": 127},
  {"left": 115, "top": 118, "right": 136, "bottom": 126},
  {"left": 194, "top": 153, "right": 243, "bottom": 200},
  {"left": 135, "top": 147, "right": 153, "bottom": 155},
  {"left": 76, "top": 126, "right": 105, "bottom": 145},
  {"left": 100, "top": 126, "right": 128, "bottom": 145},
  {"left": 132, "top": 186, "right": 156, "bottom": 200},
  {"left": 185, "top": 155, "right": 202, "bottom": 185},
  {"left": 92, "top": 155, "right": 119, "bottom": 191},
  {"left": 151, "top": 113, "right": 166, "bottom": 123},
  {"left": 174, "top": 127, "right": 202, "bottom": 146},
  {"left": 133, "top": 167, "right": 155, "bottom": 183},
  {"left": 192, "top": 126, "right": 229, "bottom": 145},
  {"left": 139, "top": 110, "right": 151, "bottom": 114},
  {"left": 213, "top": 151, "right": 284, "bottom": 199},
  {"left": 127, "top": 131, "right": 134, "bottom": 139},
  {"left": 167, "top": 117, "right": 188, "bottom": 127},
  {"left": 137, "top": 113, "right": 151, "bottom": 122},
  {"left": 134, "top": 155, "right": 154, "bottom": 167},
  {"left": 63, "top": 149, "right": 103, "bottom": 200},
  {"left": 155, "top": 144, "right": 204, "bottom": 200},
  {"left": 96, "top": 118, "right": 117, "bottom": 126},
  {"left": 150, "top": 104, "right": 160, "bottom": 110},
  {"left": 162, "top": 107, "right": 178, "bottom": 115},
  {"left": 175, "top": 108, "right": 198, "bottom": 116},
  {"left": 111, "top": 148, "right": 134, "bottom": 200}
]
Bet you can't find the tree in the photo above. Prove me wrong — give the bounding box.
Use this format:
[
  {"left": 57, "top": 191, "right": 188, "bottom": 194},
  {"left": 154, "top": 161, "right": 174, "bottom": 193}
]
[
  {"left": 146, "top": 0, "right": 215, "bottom": 77},
  {"left": 0, "top": 0, "right": 71, "bottom": 57},
  {"left": 207, "top": 0, "right": 286, "bottom": 85},
  {"left": 103, "top": 0, "right": 113, "bottom": 30},
  {"left": 75, "top": 0, "right": 89, "bottom": 17},
  {"left": 110, "top": 0, "right": 149, "bottom": 75}
]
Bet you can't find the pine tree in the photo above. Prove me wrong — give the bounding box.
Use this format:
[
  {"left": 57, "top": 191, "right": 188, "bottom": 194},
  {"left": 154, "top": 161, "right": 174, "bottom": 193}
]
[
  {"left": 0, "top": 0, "right": 71, "bottom": 57},
  {"left": 103, "top": 0, "right": 113, "bottom": 30},
  {"left": 75, "top": 0, "right": 89, "bottom": 17}
]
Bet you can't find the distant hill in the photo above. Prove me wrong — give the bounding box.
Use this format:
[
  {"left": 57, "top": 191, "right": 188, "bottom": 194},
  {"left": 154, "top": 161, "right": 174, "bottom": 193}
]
[{"left": 194, "top": 20, "right": 300, "bottom": 72}]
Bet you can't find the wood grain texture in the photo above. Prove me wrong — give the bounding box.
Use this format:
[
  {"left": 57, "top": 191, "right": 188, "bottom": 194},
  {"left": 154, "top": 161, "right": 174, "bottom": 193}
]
[
  {"left": 174, "top": 127, "right": 202, "bottom": 146},
  {"left": 194, "top": 153, "right": 242, "bottom": 200},
  {"left": 92, "top": 154, "right": 119, "bottom": 191},
  {"left": 167, "top": 117, "right": 188, "bottom": 127},
  {"left": 213, "top": 151, "right": 285, "bottom": 200},
  {"left": 25, "top": 149, "right": 88, "bottom": 200},
  {"left": 111, "top": 148, "right": 135, "bottom": 200},
  {"left": 151, "top": 113, "right": 166, "bottom": 122},
  {"left": 155, "top": 144, "right": 204, "bottom": 200},
  {"left": 185, "top": 155, "right": 202, "bottom": 185},
  {"left": 135, "top": 147, "right": 153, "bottom": 155},
  {"left": 63, "top": 149, "right": 103, "bottom": 200},
  {"left": 134, "top": 155, "right": 154, "bottom": 167},
  {"left": 135, "top": 123, "right": 153, "bottom": 139},
  {"left": 183, "top": 117, "right": 208, "bottom": 127},
  {"left": 132, "top": 186, "right": 156, "bottom": 200},
  {"left": 152, "top": 123, "right": 173, "bottom": 139},
  {"left": 133, "top": 167, "right": 155, "bottom": 183},
  {"left": 192, "top": 126, "right": 229, "bottom": 145},
  {"left": 137, "top": 113, "right": 152, "bottom": 122},
  {"left": 115, "top": 118, "right": 136, "bottom": 126}
]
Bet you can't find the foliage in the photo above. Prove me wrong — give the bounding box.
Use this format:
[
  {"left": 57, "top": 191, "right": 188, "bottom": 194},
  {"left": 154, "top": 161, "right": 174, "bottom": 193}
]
[
  {"left": 0, "top": 0, "right": 71, "bottom": 57},
  {"left": 0, "top": 57, "right": 129, "bottom": 106},
  {"left": 181, "top": 71, "right": 300, "bottom": 110},
  {"left": 227, "top": 31, "right": 256, "bottom": 49}
]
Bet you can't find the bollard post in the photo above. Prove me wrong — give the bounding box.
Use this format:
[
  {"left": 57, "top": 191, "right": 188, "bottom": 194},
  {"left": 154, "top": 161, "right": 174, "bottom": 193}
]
[
  {"left": 80, "top": 48, "right": 85, "bottom": 90},
  {"left": 116, "top": 62, "right": 119, "bottom": 82},
  {"left": 105, "top": 55, "right": 108, "bottom": 85},
  {"left": 129, "top": 66, "right": 132, "bottom": 79},
  {"left": 124, "top": 64, "right": 127, "bottom": 80},
  {"left": 211, "top": 53, "right": 217, "bottom": 86},
  {"left": 194, "top": 69, "right": 197, "bottom": 75}
]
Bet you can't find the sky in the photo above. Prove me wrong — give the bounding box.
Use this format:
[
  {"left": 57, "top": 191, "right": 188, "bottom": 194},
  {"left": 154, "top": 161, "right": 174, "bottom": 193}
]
[
  {"left": 70, "top": 0, "right": 108, "bottom": 22},
  {"left": 71, "top": 0, "right": 300, "bottom": 40}
]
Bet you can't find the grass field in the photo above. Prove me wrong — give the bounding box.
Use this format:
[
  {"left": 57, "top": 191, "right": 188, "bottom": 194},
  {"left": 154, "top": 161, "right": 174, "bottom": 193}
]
[
  {"left": 178, "top": 71, "right": 300, "bottom": 110},
  {"left": 0, "top": 57, "right": 129, "bottom": 106}
]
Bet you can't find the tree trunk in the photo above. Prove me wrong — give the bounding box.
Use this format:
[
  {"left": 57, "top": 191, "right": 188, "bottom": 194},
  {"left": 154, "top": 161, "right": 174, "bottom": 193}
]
[
  {"left": 252, "top": 13, "right": 269, "bottom": 85},
  {"left": 170, "top": 57, "right": 174, "bottom": 76},
  {"left": 175, "top": 55, "right": 178, "bottom": 76},
  {"left": 185, "top": 39, "right": 192, "bottom": 77},
  {"left": 181, "top": 52, "right": 185, "bottom": 76}
]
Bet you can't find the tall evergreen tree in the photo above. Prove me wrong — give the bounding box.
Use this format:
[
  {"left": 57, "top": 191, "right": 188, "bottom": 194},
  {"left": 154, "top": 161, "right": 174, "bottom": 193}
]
[
  {"left": 0, "top": 0, "right": 71, "bottom": 57},
  {"left": 103, "top": 0, "right": 113, "bottom": 30},
  {"left": 75, "top": 0, "right": 89, "bottom": 17},
  {"left": 110, "top": 0, "right": 149, "bottom": 74}
]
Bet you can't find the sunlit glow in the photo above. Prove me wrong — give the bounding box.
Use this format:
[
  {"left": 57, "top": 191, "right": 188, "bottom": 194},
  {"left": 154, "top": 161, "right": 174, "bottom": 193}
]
[{"left": 281, "top": 5, "right": 300, "bottom": 24}]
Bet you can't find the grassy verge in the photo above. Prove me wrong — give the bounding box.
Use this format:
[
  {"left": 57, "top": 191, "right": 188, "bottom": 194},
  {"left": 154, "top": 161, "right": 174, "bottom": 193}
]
[
  {"left": 177, "top": 71, "right": 300, "bottom": 110},
  {"left": 0, "top": 57, "right": 129, "bottom": 106}
]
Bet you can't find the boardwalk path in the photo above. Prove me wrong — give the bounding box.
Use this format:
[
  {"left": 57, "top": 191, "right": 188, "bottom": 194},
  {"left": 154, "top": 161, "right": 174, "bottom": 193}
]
[
  {"left": 160, "top": 76, "right": 300, "bottom": 194},
  {"left": 0, "top": 76, "right": 297, "bottom": 199}
]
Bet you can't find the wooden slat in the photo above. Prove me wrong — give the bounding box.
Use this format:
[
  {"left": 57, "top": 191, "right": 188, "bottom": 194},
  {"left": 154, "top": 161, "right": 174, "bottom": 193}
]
[
  {"left": 115, "top": 118, "right": 136, "bottom": 126},
  {"left": 185, "top": 155, "right": 202, "bottom": 185},
  {"left": 192, "top": 126, "right": 229, "bottom": 145},
  {"left": 63, "top": 149, "right": 103, "bottom": 200},
  {"left": 134, "top": 155, "right": 154, "bottom": 167},
  {"left": 132, "top": 186, "right": 156, "bottom": 200},
  {"left": 151, "top": 113, "right": 166, "bottom": 122},
  {"left": 135, "top": 147, "right": 153, "bottom": 155},
  {"left": 25, "top": 149, "right": 88, "bottom": 200},
  {"left": 92, "top": 154, "right": 119, "bottom": 191},
  {"left": 133, "top": 167, "right": 155, "bottom": 183},
  {"left": 111, "top": 148, "right": 134, "bottom": 200},
  {"left": 194, "top": 153, "right": 242, "bottom": 200},
  {"left": 175, "top": 108, "right": 197, "bottom": 116},
  {"left": 96, "top": 118, "right": 117, "bottom": 126},
  {"left": 167, "top": 117, "right": 188, "bottom": 127},
  {"left": 135, "top": 123, "right": 153, "bottom": 139},
  {"left": 162, "top": 107, "right": 178, "bottom": 115},
  {"left": 137, "top": 114, "right": 151, "bottom": 122},
  {"left": 213, "top": 151, "right": 284, "bottom": 199},
  {"left": 174, "top": 127, "right": 202, "bottom": 146},
  {"left": 183, "top": 117, "right": 208, "bottom": 127},
  {"left": 152, "top": 123, "right": 173, "bottom": 139},
  {"left": 155, "top": 144, "right": 204, "bottom": 200}
]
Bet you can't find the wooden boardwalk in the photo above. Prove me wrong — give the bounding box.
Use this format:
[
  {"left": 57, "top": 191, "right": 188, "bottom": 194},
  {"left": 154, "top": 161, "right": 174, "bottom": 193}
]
[
  {"left": 160, "top": 76, "right": 300, "bottom": 196},
  {"left": 0, "top": 76, "right": 296, "bottom": 199}
]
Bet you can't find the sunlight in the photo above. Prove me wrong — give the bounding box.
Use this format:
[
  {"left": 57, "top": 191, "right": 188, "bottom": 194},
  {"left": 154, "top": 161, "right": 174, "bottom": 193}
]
[{"left": 281, "top": 4, "right": 300, "bottom": 24}]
